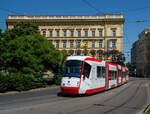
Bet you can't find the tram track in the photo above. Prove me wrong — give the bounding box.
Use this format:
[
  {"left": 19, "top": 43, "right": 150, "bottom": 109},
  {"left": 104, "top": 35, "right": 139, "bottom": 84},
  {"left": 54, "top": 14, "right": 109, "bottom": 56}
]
[
  {"left": 101, "top": 81, "right": 143, "bottom": 114},
  {"left": 60, "top": 81, "right": 136, "bottom": 114},
  {"left": 65, "top": 80, "right": 142, "bottom": 114}
]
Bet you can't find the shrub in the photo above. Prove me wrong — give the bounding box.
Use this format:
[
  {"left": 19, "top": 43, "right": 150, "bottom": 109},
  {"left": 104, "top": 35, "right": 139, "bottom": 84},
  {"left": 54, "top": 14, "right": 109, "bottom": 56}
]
[
  {"left": 55, "top": 74, "right": 62, "bottom": 85},
  {"left": 0, "top": 73, "right": 55, "bottom": 92},
  {"left": 0, "top": 73, "right": 9, "bottom": 92}
]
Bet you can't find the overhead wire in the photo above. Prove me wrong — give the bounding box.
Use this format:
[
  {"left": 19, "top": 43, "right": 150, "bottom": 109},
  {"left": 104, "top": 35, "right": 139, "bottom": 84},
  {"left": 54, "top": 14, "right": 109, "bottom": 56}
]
[{"left": 81, "top": 0, "right": 104, "bottom": 14}]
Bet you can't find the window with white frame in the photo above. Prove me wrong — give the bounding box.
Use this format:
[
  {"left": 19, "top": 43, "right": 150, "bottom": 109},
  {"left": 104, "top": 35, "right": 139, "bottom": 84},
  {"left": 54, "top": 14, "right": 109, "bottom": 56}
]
[
  {"left": 99, "top": 41, "right": 103, "bottom": 48},
  {"left": 76, "top": 41, "right": 80, "bottom": 48},
  {"left": 70, "top": 30, "right": 74, "bottom": 37},
  {"left": 78, "top": 30, "right": 81, "bottom": 37},
  {"left": 84, "top": 30, "right": 88, "bottom": 37},
  {"left": 92, "top": 42, "right": 95, "bottom": 48},
  {"left": 56, "top": 41, "right": 59, "bottom": 48},
  {"left": 70, "top": 41, "right": 74, "bottom": 48},
  {"left": 49, "top": 31, "right": 53, "bottom": 37},
  {"left": 63, "top": 41, "right": 66, "bottom": 48},
  {"left": 112, "top": 29, "right": 116, "bottom": 37},
  {"left": 63, "top": 30, "right": 66, "bottom": 37},
  {"left": 42, "top": 31, "right": 46, "bottom": 37},
  {"left": 92, "top": 30, "right": 95, "bottom": 37},
  {"left": 56, "top": 30, "right": 60, "bottom": 37},
  {"left": 112, "top": 40, "right": 116, "bottom": 48},
  {"left": 99, "top": 30, "right": 103, "bottom": 37}
]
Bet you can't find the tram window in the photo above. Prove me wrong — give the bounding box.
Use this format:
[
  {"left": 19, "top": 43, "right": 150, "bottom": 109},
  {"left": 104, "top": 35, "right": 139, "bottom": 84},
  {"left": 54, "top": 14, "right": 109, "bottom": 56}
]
[
  {"left": 83, "top": 62, "right": 91, "bottom": 79},
  {"left": 102, "top": 67, "right": 105, "bottom": 78},
  {"left": 97, "top": 66, "right": 101, "bottom": 78},
  {"left": 63, "top": 60, "right": 82, "bottom": 78},
  {"left": 97, "top": 66, "right": 105, "bottom": 78},
  {"left": 109, "top": 70, "right": 116, "bottom": 80}
]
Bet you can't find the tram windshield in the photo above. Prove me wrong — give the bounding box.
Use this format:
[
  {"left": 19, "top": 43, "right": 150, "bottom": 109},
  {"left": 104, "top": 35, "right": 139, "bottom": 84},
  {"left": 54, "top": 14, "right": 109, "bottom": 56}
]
[{"left": 63, "top": 60, "right": 83, "bottom": 78}]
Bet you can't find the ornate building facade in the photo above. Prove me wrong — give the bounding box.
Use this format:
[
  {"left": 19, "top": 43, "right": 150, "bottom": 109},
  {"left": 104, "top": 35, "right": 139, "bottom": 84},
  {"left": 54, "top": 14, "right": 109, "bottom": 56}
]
[{"left": 6, "top": 14, "right": 125, "bottom": 61}]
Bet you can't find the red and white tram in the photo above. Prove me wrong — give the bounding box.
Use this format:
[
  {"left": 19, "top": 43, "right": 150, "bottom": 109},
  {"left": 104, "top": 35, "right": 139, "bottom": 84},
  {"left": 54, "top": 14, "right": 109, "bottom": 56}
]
[{"left": 60, "top": 56, "right": 128, "bottom": 94}]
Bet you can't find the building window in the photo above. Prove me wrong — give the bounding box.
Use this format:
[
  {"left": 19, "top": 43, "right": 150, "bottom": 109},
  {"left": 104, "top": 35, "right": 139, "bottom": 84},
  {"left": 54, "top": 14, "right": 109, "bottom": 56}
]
[
  {"left": 63, "top": 30, "right": 66, "bottom": 37},
  {"left": 63, "top": 41, "right": 66, "bottom": 48},
  {"left": 112, "top": 40, "right": 116, "bottom": 48},
  {"left": 92, "top": 30, "right": 95, "bottom": 37},
  {"left": 99, "top": 41, "right": 103, "bottom": 48},
  {"left": 70, "top": 41, "right": 74, "bottom": 48},
  {"left": 84, "top": 30, "right": 88, "bottom": 37},
  {"left": 70, "top": 30, "right": 74, "bottom": 37},
  {"left": 56, "top": 30, "right": 60, "bottom": 37},
  {"left": 99, "top": 30, "right": 103, "bottom": 37},
  {"left": 78, "top": 30, "right": 81, "bottom": 37},
  {"left": 92, "top": 42, "right": 95, "bottom": 48},
  {"left": 76, "top": 41, "right": 80, "bottom": 48},
  {"left": 49, "top": 31, "right": 53, "bottom": 37},
  {"left": 56, "top": 41, "right": 59, "bottom": 48},
  {"left": 112, "top": 29, "right": 116, "bottom": 37},
  {"left": 42, "top": 31, "right": 46, "bottom": 37}
]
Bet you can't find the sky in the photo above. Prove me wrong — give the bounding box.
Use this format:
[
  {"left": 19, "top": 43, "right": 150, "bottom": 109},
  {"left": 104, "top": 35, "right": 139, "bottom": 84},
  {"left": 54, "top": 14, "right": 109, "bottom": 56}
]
[{"left": 1, "top": 0, "right": 150, "bottom": 63}]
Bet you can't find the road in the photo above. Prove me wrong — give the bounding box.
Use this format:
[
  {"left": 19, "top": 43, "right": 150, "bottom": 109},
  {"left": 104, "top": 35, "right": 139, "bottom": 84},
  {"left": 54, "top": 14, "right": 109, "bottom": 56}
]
[{"left": 0, "top": 77, "right": 149, "bottom": 114}]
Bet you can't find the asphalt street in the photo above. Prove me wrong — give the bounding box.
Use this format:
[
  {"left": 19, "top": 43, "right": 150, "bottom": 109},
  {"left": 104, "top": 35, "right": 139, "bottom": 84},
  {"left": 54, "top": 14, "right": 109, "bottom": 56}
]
[{"left": 0, "top": 77, "right": 149, "bottom": 114}]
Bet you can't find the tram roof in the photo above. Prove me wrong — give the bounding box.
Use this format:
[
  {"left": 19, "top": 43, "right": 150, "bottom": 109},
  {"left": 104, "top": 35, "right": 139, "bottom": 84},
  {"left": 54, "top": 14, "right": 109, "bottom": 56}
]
[{"left": 66, "top": 56, "right": 92, "bottom": 61}]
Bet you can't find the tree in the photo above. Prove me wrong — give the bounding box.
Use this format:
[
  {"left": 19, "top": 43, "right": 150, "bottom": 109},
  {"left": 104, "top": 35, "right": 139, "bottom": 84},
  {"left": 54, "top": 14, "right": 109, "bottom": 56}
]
[
  {"left": 0, "top": 28, "right": 6, "bottom": 71},
  {"left": 3, "top": 21, "right": 39, "bottom": 41},
  {"left": 2, "top": 34, "right": 66, "bottom": 77},
  {"left": 126, "top": 62, "right": 131, "bottom": 72}
]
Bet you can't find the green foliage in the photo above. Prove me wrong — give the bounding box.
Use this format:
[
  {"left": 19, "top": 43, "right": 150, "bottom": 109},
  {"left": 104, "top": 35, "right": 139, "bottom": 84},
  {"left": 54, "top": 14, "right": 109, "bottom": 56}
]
[
  {"left": 0, "top": 73, "right": 54, "bottom": 92},
  {"left": 2, "top": 34, "right": 62, "bottom": 77},
  {"left": 3, "top": 22, "right": 39, "bottom": 41},
  {"left": 125, "top": 62, "right": 131, "bottom": 71},
  {"left": 55, "top": 74, "right": 62, "bottom": 85},
  {"left": 0, "top": 73, "right": 8, "bottom": 92},
  {"left": 0, "top": 22, "right": 67, "bottom": 92}
]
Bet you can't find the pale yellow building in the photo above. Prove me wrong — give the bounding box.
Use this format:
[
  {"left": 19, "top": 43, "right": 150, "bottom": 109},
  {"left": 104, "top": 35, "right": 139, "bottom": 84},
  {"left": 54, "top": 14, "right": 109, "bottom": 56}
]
[{"left": 6, "top": 14, "right": 125, "bottom": 61}]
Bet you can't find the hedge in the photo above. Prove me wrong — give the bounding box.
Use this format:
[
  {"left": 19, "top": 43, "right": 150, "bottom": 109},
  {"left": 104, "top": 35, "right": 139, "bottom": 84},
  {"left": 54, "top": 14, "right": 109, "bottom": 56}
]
[{"left": 0, "top": 73, "right": 53, "bottom": 92}]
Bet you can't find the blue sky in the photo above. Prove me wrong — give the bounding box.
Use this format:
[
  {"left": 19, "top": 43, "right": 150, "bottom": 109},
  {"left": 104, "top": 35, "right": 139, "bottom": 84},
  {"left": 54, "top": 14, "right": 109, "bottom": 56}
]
[{"left": 1, "top": 0, "right": 150, "bottom": 62}]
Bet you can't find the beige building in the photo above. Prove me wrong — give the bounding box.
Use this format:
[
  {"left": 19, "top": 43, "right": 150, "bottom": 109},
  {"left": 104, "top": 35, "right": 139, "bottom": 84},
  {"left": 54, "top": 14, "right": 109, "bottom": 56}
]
[
  {"left": 131, "top": 27, "right": 150, "bottom": 77},
  {"left": 6, "top": 14, "right": 125, "bottom": 61}
]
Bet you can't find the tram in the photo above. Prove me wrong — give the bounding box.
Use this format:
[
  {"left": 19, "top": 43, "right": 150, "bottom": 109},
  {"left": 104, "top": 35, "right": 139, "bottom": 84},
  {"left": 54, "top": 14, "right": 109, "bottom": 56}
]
[{"left": 60, "top": 56, "right": 128, "bottom": 94}]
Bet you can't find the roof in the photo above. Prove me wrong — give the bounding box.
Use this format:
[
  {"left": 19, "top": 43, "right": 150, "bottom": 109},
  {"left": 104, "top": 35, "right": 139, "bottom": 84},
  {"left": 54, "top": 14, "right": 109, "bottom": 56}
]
[{"left": 67, "top": 56, "right": 91, "bottom": 61}]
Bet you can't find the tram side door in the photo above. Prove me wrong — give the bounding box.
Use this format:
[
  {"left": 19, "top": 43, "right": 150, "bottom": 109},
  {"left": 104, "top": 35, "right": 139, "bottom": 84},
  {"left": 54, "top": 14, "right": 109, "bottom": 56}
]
[
  {"left": 80, "top": 61, "right": 92, "bottom": 92},
  {"left": 90, "top": 65, "right": 98, "bottom": 88}
]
